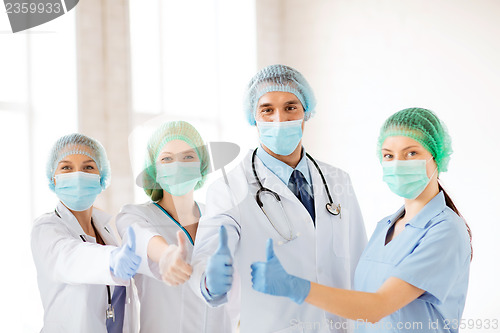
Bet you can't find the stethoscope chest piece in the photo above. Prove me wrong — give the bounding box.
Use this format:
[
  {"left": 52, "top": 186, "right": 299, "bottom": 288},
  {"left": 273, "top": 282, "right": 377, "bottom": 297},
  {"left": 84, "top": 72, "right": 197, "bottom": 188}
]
[{"left": 326, "top": 202, "right": 341, "bottom": 216}]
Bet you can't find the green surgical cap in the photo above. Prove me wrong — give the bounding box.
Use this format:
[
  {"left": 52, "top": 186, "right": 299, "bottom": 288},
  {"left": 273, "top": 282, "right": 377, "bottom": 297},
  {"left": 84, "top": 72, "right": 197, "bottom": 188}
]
[
  {"left": 143, "top": 121, "right": 209, "bottom": 200},
  {"left": 377, "top": 108, "right": 452, "bottom": 173}
]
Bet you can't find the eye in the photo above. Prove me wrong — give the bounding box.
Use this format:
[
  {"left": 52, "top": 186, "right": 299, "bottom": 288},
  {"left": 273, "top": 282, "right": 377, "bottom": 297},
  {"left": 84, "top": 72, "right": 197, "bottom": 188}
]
[
  {"left": 285, "top": 105, "right": 297, "bottom": 111},
  {"left": 261, "top": 108, "right": 272, "bottom": 113},
  {"left": 383, "top": 153, "right": 393, "bottom": 159},
  {"left": 161, "top": 156, "right": 173, "bottom": 162},
  {"left": 184, "top": 155, "right": 194, "bottom": 160},
  {"left": 84, "top": 165, "right": 95, "bottom": 170},
  {"left": 61, "top": 165, "right": 71, "bottom": 170},
  {"left": 407, "top": 151, "right": 418, "bottom": 158}
]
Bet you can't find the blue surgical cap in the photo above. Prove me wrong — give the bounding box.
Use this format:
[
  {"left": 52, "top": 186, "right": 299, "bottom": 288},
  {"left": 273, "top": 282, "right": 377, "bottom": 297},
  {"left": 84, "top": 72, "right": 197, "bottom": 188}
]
[
  {"left": 46, "top": 133, "right": 111, "bottom": 191},
  {"left": 244, "top": 64, "right": 317, "bottom": 125}
]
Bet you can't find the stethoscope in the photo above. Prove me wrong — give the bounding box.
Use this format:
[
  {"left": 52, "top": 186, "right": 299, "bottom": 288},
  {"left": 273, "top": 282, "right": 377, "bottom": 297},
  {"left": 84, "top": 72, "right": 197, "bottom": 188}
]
[
  {"left": 251, "top": 148, "right": 341, "bottom": 242},
  {"left": 54, "top": 209, "right": 115, "bottom": 322}
]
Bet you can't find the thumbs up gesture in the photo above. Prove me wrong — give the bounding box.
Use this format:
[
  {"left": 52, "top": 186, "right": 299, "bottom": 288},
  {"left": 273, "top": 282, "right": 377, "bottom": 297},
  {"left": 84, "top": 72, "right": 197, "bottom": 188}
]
[
  {"left": 110, "top": 226, "right": 142, "bottom": 280},
  {"left": 159, "top": 231, "right": 193, "bottom": 286},
  {"left": 251, "top": 238, "right": 311, "bottom": 304},
  {"left": 205, "top": 225, "right": 234, "bottom": 296}
]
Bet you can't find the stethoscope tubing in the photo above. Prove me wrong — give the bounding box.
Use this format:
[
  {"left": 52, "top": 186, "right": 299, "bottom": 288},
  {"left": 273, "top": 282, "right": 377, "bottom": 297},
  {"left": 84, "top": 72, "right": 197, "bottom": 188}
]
[{"left": 251, "top": 148, "right": 341, "bottom": 216}]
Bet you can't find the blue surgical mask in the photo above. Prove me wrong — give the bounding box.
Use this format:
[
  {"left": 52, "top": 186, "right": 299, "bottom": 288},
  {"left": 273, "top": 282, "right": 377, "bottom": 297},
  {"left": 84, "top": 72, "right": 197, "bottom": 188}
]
[
  {"left": 256, "top": 119, "right": 303, "bottom": 156},
  {"left": 54, "top": 172, "right": 102, "bottom": 211},
  {"left": 156, "top": 161, "right": 202, "bottom": 197},
  {"left": 382, "top": 158, "right": 437, "bottom": 199}
]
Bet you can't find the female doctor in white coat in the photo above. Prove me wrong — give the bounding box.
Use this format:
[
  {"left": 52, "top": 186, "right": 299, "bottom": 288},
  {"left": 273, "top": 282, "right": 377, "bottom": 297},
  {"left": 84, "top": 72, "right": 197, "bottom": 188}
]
[
  {"left": 31, "top": 133, "right": 141, "bottom": 333},
  {"left": 190, "top": 64, "right": 368, "bottom": 332},
  {"left": 116, "top": 121, "right": 239, "bottom": 332}
]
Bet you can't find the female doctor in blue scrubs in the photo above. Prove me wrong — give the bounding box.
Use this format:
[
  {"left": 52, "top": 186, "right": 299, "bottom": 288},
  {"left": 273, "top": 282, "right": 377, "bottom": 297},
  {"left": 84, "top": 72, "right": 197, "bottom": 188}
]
[{"left": 251, "top": 108, "right": 472, "bottom": 332}]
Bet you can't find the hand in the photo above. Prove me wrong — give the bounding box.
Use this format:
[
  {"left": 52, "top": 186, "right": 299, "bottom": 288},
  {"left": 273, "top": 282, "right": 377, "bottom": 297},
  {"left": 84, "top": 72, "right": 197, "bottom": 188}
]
[
  {"left": 110, "top": 226, "right": 142, "bottom": 280},
  {"left": 205, "top": 225, "right": 233, "bottom": 296},
  {"left": 251, "top": 238, "right": 311, "bottom": 304},
  {"left": 159, "top": 231, "right": 193, "bottom": 286}
]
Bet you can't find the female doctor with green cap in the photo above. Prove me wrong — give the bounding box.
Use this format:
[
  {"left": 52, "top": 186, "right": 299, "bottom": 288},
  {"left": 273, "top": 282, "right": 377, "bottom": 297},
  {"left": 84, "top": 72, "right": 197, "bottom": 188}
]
[
  {"left": 115, "top": 121, "right": 239, "bottom": 332},
  {"left": 251, "top": 108, "right": 472, "bottom": 333}
]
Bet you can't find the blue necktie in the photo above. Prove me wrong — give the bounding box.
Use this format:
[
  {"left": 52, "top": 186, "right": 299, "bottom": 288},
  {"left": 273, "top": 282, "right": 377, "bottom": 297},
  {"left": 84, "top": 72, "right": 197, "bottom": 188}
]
[
  {"left": 288, "top": 169, "right": 315, "bottom": 223},
  {"left": 106, "top": 286, "right": 126, "bottom": 333}
]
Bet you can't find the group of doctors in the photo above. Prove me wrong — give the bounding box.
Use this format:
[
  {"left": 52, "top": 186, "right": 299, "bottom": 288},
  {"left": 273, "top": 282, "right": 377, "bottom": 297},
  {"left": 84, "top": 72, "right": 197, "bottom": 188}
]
[{"left": 31, "top": 64, "right": 472, "bottom": 333}]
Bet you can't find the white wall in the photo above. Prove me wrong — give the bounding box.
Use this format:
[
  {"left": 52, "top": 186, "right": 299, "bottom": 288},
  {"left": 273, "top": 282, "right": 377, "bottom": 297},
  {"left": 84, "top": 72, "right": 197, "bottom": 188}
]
[{"left": 256, "top": 0, "right": 500, "bottom": 331}]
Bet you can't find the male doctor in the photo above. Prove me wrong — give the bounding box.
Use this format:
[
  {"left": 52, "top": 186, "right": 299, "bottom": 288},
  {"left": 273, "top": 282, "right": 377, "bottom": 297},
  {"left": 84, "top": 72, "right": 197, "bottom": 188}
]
[{"left": 190, "top": 64, "right": 367, "bottom": 332}]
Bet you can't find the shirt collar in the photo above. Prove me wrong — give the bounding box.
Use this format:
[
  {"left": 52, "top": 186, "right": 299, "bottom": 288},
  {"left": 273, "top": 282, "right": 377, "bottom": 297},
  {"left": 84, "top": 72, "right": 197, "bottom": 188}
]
[
  {"left": 385, "top": 206, "right": 406, "bottom": 226},
  {"left": 385, "top": 191, "right": 447, "bottom": 229},
  {"left": 256, "top": 145, "right": 312, "bottom": 185}
]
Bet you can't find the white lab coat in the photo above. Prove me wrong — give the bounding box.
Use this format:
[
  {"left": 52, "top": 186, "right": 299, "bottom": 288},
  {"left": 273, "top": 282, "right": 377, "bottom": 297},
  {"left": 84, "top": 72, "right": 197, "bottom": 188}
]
[
  {"left": 190, "top": 150, "right": 367, "bottom": 333},
  {"left": 115, "top": 202, "right": 240, "bottom": 333},
  {"left": 31, "top": 202, "right": 139, "bottom": 333}
]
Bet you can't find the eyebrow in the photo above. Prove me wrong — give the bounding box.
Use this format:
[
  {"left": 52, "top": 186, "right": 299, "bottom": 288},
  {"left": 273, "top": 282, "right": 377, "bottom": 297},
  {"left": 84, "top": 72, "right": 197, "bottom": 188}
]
[
  {"left": 58, "top": 159, "right": 95, "bottom": 166},
  {"left": 258, "top": 100, "right": 300, "bottom": 108},
  {"left": 180, "top": 149, "right": 196, "bottom": 154},
  {"left": 382, "top": 145, "right": 419, "bottom": 152}
]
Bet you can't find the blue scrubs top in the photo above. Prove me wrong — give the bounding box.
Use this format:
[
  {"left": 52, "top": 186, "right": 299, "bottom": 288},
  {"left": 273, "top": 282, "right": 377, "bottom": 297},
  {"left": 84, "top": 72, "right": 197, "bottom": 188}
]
[{"left": 354, "top": 191, "right": 471, "bottom": 333}]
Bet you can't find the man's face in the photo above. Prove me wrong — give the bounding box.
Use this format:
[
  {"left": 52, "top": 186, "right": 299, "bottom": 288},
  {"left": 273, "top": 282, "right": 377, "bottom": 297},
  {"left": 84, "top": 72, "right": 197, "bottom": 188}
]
[
  {"left": 255, "top": 91, "right": 305, "bottom": 124},
  {"left": 255, "top": 91, "right": 306, "bottom": 157}
]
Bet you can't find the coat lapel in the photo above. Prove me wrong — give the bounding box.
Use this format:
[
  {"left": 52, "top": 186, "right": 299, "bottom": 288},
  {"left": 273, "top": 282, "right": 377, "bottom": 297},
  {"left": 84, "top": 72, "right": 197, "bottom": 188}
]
[
  {"left": 92, "top": 208, "right": 119, "bottom": 246},
  {"left": 55, "top": 202, "right": 87, "bottom": 238}
]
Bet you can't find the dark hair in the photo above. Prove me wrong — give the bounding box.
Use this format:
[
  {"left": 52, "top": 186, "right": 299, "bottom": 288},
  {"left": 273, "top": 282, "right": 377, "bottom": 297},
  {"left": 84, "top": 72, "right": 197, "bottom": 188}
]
[
  {"left": 438, "top": 182, "right": 473, "bottom": 260},
  {"left": 145, "top": 188, "right": 164, "bottom": 202}
]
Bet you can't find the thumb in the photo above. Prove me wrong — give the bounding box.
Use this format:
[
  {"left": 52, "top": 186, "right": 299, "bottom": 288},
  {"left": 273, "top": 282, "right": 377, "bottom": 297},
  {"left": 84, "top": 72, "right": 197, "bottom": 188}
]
[
  {"left": 126, "top": 226, "right": 136, "bottom": 253},
  {"left": 266, "top": 238, "right": 275, "bottom": 261},
  {"left": 217, "top": 225, "right": 229, "bottom": 252},
  {"left": 176, "top": 230, "right": 188, "bottom": 259}
]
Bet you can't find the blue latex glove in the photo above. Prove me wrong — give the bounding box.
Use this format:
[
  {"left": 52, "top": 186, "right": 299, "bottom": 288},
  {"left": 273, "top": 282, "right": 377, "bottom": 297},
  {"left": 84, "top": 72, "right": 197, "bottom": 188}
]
[
  {"left": 251, "top": 238, "right": 311, "bottom": 304},
  {"left": 205, "top": 225, "right": 233, "bottom": 296},
  {"left": 110, "top": 226, "right": 142, "bottom": 280}
]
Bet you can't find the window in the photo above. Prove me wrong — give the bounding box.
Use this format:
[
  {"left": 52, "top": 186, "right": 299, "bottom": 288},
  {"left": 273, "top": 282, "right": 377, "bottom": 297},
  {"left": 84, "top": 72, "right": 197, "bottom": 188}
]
[
  {"left": 0, "top": 13, "right": 77, "bottom": 330},
  {"left": 129, "top": 0, "right": 258, "bottom": 203}
]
